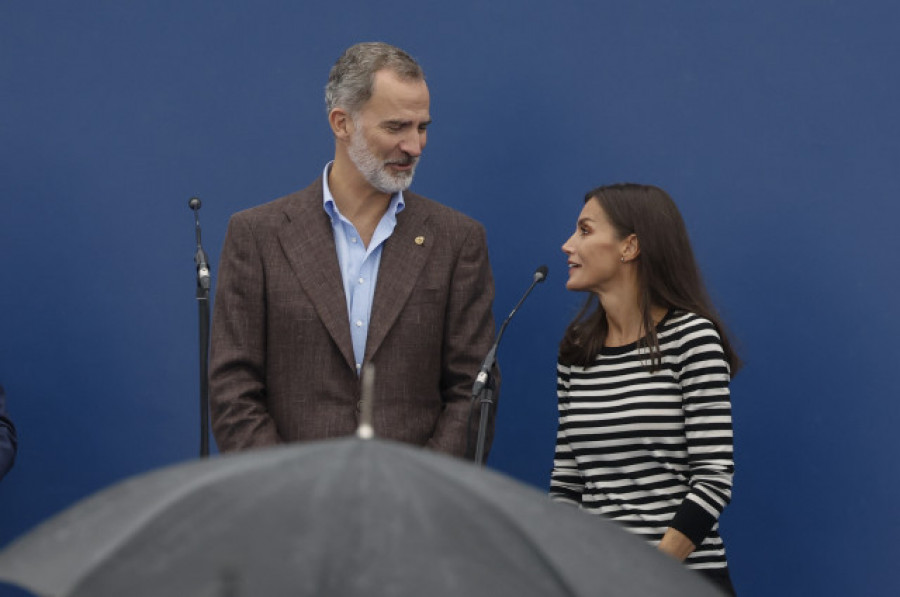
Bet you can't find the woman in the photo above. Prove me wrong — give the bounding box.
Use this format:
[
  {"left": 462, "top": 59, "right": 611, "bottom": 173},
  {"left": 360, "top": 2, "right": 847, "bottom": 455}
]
[{"left": 550, "top": 183, "right": 740, "bottom": 595}]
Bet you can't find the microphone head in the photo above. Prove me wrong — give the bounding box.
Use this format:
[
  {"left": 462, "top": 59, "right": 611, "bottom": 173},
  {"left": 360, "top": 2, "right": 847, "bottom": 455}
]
[
  {"left": 534, "top": 265, "right": 549, "bottom": 283},
  {"left": 188, "top": 197, "right": 202, "bottom": 211}
]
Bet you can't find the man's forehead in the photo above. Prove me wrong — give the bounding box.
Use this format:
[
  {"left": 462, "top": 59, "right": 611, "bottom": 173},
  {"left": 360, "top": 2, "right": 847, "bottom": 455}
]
[
  {"left": 370, "top": 70, "right": 428, "bottom": 99},
  {"left": 372, "top": 68, "right": 425, "bottom": 86},
  {"left": 362, "top": 72, "right": 430, "bottom": 121}
]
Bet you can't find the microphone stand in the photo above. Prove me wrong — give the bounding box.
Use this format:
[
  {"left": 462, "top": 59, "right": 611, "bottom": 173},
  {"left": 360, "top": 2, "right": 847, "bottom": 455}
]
[
  {"left": 189, "top": 197, "right": 211, "bottom": 457},
  {"left": 472, "top": 266, "right": 547, "bottom": 465},
  {"left": 472, "top": 374, "right": 496, "bottom": 466}
]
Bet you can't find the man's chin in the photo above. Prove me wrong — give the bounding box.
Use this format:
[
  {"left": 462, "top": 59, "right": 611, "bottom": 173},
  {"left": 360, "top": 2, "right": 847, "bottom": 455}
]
[
  {"left": 369, "top": 174, "right": 413, "bottom": 194},
  {"left": 380, "top": 168, "right": 415, "bottom": 192}
]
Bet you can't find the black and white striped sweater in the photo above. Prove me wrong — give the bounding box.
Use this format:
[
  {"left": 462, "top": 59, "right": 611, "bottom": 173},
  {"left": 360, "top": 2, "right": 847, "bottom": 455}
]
[{"left": 550, "top": 310, "right": 734, "bottom": 570}]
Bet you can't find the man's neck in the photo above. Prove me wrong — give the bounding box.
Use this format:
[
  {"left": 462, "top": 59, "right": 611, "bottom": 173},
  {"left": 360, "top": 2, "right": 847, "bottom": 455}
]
[{"left": 328, "top": 156, "right": 392, "bottom": 247}]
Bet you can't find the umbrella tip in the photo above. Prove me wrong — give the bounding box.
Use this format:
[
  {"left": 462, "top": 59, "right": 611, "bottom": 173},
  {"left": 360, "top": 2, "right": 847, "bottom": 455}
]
[{"left": 356, "top": 364, "right": 375, "bottom": 440}]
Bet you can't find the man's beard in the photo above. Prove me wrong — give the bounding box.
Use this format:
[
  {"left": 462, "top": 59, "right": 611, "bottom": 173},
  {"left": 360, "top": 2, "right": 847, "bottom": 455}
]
[{"left": 347, "top": 126, "right": 418, "bottom": 194}]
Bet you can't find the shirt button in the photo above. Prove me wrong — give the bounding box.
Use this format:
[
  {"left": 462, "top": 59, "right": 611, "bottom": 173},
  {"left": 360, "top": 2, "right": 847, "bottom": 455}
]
[
  {"left": 358, "top": 277, "right": 364, "bottom": 284},
  {"left": 355, "top": 320, "right": 363, "bottom": 327},
  {"left": 351, "top": 237, "right": 358, "bottom": 243}
]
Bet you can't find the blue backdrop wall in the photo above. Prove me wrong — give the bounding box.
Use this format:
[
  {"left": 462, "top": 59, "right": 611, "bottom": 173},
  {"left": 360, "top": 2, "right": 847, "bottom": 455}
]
[{"left": 2, "top": 2, "right": 898, "bottom": 595}]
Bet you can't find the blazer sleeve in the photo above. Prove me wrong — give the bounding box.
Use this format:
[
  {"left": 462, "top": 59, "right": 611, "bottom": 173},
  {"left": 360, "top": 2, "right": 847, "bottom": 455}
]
[
  {"left": 427, "top": 220, "right": 497, "bottom": 457},
  {"left": 209, "top": 213, "right": 283, "bottom": 451}
]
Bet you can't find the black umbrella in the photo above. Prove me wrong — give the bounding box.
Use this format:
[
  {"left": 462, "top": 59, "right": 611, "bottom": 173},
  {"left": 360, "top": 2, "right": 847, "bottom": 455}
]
[{"left": 0, "top": 438, "right": 724, "bottom": 596}]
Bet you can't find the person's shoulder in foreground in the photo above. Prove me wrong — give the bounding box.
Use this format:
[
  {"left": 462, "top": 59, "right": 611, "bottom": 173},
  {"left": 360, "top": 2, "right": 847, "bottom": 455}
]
[{"left": 0, "top": 384, "right": 18, "bottom": 481}]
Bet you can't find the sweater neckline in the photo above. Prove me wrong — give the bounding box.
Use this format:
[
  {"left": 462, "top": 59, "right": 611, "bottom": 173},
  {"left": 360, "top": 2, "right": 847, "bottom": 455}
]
[{"left": 599, "top": 309, "right": 675, "bottom": 355}]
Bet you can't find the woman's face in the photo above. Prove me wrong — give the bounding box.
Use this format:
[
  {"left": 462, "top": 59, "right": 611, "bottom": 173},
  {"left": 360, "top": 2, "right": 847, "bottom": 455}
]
[{"left": 562, "top": 199, "right": 628, "bottom": 294}]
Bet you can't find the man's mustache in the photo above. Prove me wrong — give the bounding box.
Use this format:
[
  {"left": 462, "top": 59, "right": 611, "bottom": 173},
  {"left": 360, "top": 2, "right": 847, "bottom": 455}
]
[{"left": 386, "top": 153, "right": 417, "bottom": 167}]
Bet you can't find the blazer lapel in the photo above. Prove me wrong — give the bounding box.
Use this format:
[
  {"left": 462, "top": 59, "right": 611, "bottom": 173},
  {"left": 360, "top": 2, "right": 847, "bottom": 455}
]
[
  {"left": 365, "top": 198, "right": 432, "bottom": 362},
  {"left": 277, "top": 180, "right": 356, "bottom": 370}
]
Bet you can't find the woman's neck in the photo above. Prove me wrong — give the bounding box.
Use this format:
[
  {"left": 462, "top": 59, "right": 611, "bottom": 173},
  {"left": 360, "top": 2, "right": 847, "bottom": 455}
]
[{"left": 599, "top": 288, "right": 667, "bottom": 347}]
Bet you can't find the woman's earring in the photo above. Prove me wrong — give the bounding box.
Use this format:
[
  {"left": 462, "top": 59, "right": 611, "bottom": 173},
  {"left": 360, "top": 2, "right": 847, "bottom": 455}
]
[{"left": 620, "top": 256, "right": 625, "bottom": 263}]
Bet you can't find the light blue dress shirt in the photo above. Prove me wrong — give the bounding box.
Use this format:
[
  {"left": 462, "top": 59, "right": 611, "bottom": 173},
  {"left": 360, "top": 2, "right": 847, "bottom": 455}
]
[{"left": 322, "top": 164, "right": 405, "bottom": 375}]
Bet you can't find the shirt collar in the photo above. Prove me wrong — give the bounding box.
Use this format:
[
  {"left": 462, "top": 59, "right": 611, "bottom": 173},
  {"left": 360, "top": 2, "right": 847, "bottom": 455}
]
[{"left": 322, "top": 161, "right": 406, "bottom": 224}]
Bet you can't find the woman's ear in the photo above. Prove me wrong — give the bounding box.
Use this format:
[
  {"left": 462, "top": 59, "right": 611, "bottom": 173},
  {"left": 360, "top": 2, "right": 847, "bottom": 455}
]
[{"left": 623, "top": 233, "right": 640, "bottom": 261}]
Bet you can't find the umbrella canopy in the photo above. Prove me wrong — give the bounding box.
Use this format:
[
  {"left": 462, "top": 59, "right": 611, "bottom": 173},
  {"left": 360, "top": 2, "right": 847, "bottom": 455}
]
[{"left": 0, "top": 438, "right": 724, "bottom": 597}]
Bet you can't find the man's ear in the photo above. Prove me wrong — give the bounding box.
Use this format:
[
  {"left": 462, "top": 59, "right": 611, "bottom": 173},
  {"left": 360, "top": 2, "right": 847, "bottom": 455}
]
[{"left": 329, "top": 108, "right": 352, "bottom": 139}]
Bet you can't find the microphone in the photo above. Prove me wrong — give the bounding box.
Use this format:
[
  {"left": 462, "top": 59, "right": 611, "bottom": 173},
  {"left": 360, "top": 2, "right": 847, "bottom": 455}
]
[
  {"left": 471, "top": 264, "right": 549, "bottom": 399},
  {"left": 189, "top": 197, "right": 211, "bottom": 290}
]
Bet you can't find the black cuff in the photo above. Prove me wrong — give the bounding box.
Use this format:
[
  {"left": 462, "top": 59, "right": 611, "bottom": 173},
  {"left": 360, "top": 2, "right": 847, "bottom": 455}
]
[{"left": 669, "top": 499, "right": 717, "bottom": 547}]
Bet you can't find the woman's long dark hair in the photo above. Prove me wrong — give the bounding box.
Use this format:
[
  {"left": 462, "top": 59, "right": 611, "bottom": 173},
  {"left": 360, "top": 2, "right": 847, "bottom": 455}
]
[{"left": 559, "top": 183, "right": 741, "bottom": 374}]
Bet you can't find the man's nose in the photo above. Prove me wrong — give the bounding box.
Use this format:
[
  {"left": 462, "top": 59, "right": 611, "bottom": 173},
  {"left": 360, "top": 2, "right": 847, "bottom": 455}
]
[{"left": 399, "top": 130, "right": 424, "bottom": 157}]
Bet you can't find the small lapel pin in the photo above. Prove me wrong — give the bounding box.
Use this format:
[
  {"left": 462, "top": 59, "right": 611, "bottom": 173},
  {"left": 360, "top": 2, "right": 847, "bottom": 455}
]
[{"left": 414, "top": 236, "right": 425, "bottom": 246}]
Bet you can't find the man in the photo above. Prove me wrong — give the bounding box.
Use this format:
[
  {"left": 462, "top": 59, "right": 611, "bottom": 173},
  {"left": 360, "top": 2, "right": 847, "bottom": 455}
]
[
  {"left": 0, "top": 384, "right": 17, "bottom": 481},
  {"left": 209, "top": 43, "right": 497, "bottom": 458}
]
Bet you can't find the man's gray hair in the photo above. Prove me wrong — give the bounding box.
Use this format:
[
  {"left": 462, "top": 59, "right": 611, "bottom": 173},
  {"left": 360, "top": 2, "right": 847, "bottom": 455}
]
[{"left": 325, "top": 42, "right": 424, "bottom": 115}]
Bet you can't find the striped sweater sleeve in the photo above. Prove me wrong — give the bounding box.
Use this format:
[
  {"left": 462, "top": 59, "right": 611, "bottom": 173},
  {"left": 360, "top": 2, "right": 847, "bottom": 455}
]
[
  {"left": 668, "top": 318, "right": 735, "bottom": 547},
  {"left": 549, "top": 362, "right": 584, "bottom": 505}
]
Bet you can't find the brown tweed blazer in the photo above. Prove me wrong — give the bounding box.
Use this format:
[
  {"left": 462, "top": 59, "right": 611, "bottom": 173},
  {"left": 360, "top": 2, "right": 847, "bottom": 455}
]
[{"left": 209, "top": 178, "right": 497, "bottom": 457}]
